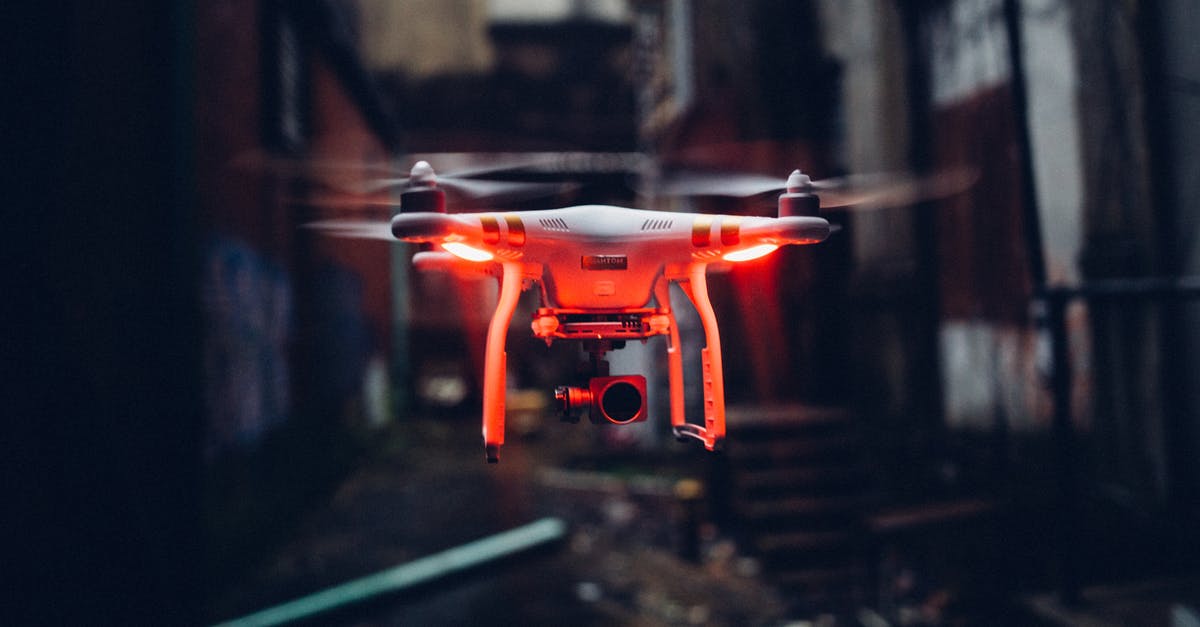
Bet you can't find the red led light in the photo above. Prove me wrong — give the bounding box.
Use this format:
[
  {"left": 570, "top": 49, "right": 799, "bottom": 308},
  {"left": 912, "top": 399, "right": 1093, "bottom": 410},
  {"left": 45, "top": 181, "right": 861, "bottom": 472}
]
[
  {"left": 442, "top": 242, "right": 494, "bottom": 262},
  {"left": 531, "top": 314, "right": 560, "bottom": 336},
  {"left": 723, "top": 244, "right": 779, "bottom": 262}
]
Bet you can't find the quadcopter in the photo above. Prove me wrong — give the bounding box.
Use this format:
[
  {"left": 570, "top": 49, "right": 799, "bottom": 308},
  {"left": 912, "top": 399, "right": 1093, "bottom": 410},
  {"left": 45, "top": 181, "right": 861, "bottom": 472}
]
[
  {"left": 309, "top": 158, "right": 971, "bottom": 462},
  {"left": 308, "top": 159, "right": 839, "bottom": 462}
]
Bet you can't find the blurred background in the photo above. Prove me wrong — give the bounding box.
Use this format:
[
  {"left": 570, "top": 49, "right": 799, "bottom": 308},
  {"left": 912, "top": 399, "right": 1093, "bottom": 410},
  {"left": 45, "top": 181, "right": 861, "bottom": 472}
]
[{"left": 8, "top": 0, "right": 1200, "bottom": 624}]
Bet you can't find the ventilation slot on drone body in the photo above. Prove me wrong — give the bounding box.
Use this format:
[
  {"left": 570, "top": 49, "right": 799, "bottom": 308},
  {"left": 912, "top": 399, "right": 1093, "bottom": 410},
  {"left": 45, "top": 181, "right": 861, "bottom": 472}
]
[
  {"left": 641, "top": 218, "right": 674, "bottom": 231},
  {"left": 539, "top": 217, "right": 570, "bottom": 232}
]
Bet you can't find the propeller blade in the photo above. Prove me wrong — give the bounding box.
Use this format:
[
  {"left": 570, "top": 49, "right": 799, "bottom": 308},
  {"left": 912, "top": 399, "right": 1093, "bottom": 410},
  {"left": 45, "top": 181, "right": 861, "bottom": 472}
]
[
  {"left": 234, "top": 150, "right": 591, "bottom": 187},
  {"left": 230, "top": 149, "right": 402, "bottom": 180},
  {"left": 814, "top": 167, "right": 979, "bottom": 211},
  {"left": 646, "top": 170, "right": 787, "bottom": 198},
  {"left": 649, "top": 166, "right": 977, "bottom": 211},
  {"left": 302, "top": 219, "right": 395, "bottom": 242},
  {"left": 408, "top": 151, "right": 647, "bottom": 178},
  {"left": 356, "top": 176, "right": 574, "bottom": 200}
]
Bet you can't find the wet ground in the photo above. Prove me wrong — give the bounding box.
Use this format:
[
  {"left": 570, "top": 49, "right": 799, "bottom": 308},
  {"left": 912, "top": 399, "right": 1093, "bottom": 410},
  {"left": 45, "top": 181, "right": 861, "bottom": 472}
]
[
  {"left": 205, "top": 411, "right": 1200, "bottom": 626},
  {"left": 206, "top": 414, "right": 790, "bottom": 626}
]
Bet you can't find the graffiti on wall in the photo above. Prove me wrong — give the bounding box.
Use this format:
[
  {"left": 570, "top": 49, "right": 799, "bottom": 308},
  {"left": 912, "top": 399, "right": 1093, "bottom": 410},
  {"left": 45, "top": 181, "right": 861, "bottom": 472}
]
[{"left": 201, "top": 237, "right": 293, "bottom": 458}]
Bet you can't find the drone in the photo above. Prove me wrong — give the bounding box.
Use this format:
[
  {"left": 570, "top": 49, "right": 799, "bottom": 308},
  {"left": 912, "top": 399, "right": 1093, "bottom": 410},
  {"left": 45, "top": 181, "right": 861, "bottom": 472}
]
[{"left": 309, "top": 158, "right": 973, "bottom": 462}]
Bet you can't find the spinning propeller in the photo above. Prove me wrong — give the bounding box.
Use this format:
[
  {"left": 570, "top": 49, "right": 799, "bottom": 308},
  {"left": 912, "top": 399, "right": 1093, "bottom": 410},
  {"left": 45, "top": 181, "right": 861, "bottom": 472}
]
[
  {"left": 647, "top": 165, "right": 978, "bottom": 211},
  {"left": 237, "top": 150, "right": 578, "bottom": 214},
  {"left": 241, "top": 144, "right": 975, "bottom": 221},
  {"left": 303, "top": 159, "right": 975, "bottom": 245},
  {"left": 342, "top": 160, "right": 573, "bottom": 202}
]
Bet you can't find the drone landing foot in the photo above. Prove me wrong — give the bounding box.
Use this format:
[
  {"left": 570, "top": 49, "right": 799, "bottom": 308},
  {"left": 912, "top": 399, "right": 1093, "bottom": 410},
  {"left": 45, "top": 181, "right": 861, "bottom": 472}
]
[
  {"left": 485, "top": 444, "right": 500, "bottom": 464},
  {"left": 672, "top": 425, "right": 724, "bottom": 452}
]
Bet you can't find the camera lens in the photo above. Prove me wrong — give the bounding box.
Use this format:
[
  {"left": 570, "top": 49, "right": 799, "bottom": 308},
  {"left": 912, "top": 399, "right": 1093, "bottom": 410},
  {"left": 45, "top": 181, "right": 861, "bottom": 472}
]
[{"left": 600, "top": 381, "right": 643, "bottom": 424}]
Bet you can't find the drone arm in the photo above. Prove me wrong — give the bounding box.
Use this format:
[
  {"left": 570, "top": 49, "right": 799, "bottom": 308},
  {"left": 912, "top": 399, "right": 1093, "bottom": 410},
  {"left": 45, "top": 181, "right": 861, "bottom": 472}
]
[
  {"left": 482, "top": 261, "right": 523, "bottom": 463},
  {"left": 391, "top": 212, "right": 483, "bottom": 243},
  {"left": 741, "top": 215, "right": 830, "bottom": 246}
]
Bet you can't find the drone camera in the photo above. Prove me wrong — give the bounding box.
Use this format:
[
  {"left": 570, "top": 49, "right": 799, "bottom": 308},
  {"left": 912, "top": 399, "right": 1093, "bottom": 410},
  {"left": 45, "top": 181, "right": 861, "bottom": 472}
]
[{"left": 555, "top": 375, "right": 647, "bottom": 425}]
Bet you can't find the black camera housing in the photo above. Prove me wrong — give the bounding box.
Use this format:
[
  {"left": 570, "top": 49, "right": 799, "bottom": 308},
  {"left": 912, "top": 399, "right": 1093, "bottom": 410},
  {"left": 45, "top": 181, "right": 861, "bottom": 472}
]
[{"left": 555, "top": 375, "right": 647, "bottom": 425}]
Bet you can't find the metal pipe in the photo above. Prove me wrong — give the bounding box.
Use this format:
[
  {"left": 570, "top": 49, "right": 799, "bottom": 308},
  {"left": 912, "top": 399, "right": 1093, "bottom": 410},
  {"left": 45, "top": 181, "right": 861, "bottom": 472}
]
[
  {"left": 1041, "top": 276, "right": 1200, "bottom": 301},
  {"left": 1002, "top": 0, "right": 1048, "bottom": 289},
  {"left": 1038, "top": 274, "right": 1200, "bottom": 605},
  {"left": 1045, "top": 294, "right": 1080, "bottom": 605},
  {"left": 213, "top": 517, "right": 568, "bottom": 627}
]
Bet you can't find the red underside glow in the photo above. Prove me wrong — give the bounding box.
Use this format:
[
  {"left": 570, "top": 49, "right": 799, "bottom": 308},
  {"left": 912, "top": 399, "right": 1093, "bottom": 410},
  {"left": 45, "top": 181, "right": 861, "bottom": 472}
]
[
  {"left": 442, "top": 242, "right": 494, "bottom": 262},
  {"left": 723, "top": 244, "right": 779, "bottom": 262}
]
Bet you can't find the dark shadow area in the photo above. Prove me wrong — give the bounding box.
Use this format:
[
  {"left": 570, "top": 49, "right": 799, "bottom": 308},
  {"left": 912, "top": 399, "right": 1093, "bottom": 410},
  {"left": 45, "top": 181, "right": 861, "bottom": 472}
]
[{"left": 8, "top": 1, "right": 1200, "bottom": 625}]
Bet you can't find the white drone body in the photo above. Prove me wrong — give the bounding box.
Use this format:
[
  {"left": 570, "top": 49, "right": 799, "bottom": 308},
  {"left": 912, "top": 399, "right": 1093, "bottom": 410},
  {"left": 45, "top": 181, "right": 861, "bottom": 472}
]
[{"left": 315, "top": 162, "right": 832, "bottom": 462}]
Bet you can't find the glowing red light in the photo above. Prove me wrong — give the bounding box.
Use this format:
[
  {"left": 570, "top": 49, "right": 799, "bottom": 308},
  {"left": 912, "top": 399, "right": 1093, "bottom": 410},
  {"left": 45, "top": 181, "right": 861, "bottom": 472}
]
[
  {"left": 723, "top": 244, "right": 779, "bottom": 262},
  {"left": 531, "top": 314, "right": 560, "bottom": 336},
  {"left": 442, "top": 242, "right": 494, "bottom": 262}
]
